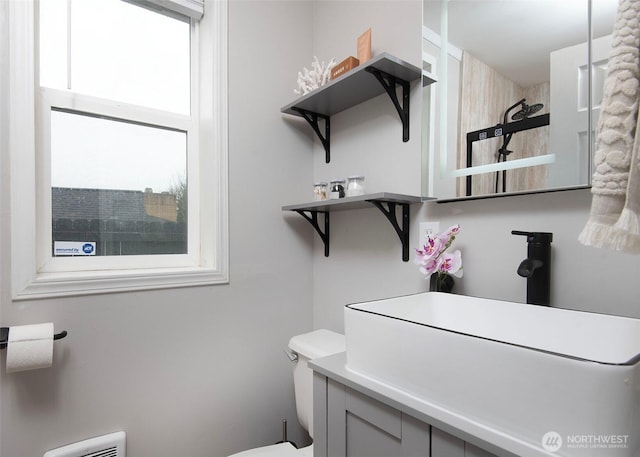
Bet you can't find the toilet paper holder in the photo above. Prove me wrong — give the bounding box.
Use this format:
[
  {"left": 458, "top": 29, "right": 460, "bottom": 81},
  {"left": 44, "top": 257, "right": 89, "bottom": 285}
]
[{"left": 0, "top": 327, "right": 68, "bottom": 350}]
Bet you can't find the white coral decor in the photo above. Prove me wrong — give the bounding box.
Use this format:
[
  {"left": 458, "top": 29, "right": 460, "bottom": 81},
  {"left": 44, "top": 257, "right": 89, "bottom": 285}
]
[{"left": 294, "top": 56, "right": 337, "bottom": 95}]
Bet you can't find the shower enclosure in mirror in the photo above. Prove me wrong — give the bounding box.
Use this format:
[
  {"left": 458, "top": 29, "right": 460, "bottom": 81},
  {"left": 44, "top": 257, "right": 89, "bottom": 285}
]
[{"left": 422, "top": 0, "right": 618, "bottom": 200}]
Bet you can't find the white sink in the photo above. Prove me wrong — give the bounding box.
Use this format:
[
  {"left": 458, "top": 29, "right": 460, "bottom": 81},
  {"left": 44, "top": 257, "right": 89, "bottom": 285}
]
[{"left": 345, "top": 293, "right": 640, "bottom": 457}]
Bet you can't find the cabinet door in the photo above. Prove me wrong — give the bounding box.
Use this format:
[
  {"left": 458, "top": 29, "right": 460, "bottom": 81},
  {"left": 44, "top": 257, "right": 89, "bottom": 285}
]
[
  {"left": 400, "top": 413, "right": 433, "bottom": 457},
  {"left": 313, "top": 373, "right": 497, "bottom": 457},
  {"left": 431, "top": 427, "right": 464, "bottom": 457},
  {"left": 345, "top": 386, "right": 402, "bottom": 457},
  {"left": 465, "top": 442, "right": 500, "bottom": 457},
  {"left": 431, "top": 427, "right": 500, "bottom": 457},
  {"left": 323, "top": 378, "right": 430, "bottom": 457}
]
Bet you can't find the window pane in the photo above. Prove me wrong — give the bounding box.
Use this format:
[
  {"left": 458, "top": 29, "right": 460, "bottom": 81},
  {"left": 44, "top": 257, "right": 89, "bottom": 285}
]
[
  {"left": 40, "top": 0, "right": 190, "bottom": 115},
  {"left": 39, "top": 0, "right": 68, "bottom": 90},
  {"left": 51, "top": 110, "right": 187, "bottom": 256}
]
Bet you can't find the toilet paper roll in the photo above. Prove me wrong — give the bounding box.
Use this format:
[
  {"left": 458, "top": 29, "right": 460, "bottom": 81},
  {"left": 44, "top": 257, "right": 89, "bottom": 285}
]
[{"left": 6, "top": 323, "right": 54, "bottom": 373}]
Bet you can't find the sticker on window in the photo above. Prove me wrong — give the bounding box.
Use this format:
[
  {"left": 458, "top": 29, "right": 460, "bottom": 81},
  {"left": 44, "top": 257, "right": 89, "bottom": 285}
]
[{"left": 54, "top": 241, "right": 96, "bottom": 256}]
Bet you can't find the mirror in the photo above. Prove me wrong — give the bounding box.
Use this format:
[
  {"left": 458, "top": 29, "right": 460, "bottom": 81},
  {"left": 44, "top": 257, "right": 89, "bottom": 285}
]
[{"left": 422, "top": 0, "right": 619, "bottom": 200}]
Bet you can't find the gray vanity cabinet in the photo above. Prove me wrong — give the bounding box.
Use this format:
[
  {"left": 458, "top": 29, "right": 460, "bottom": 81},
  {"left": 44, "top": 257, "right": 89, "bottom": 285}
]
[
  {"left": 313, "top": 372, "right": 500, "bottom": 457},
  {"left": 314, "top": 375, "right": 430, "bottom": 457},
  {"left": 431, "top": 427, "right": 499, "bottom": 457}
]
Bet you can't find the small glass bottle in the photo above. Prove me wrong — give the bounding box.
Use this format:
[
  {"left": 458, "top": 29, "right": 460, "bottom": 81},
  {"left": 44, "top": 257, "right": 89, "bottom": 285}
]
[
  {"left": 329, "top": 179, "right": 345, "bottom": 199},
  {"left": 313, "top": 182, "right": 328, "bottom": 201},
  {"left": 346, "top": 175, "right": 365, "bottom": 197}
]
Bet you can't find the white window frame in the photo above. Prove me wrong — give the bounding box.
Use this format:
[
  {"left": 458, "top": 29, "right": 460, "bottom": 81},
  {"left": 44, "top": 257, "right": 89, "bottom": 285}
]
[{"left": 8, "top": 0, "right": 228, "bottom": 299}]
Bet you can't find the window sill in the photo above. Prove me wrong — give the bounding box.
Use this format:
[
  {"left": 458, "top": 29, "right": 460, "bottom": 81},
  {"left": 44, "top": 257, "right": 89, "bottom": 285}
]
[{"left": 13, "top": 266, "right": 228, "bottom": 300}]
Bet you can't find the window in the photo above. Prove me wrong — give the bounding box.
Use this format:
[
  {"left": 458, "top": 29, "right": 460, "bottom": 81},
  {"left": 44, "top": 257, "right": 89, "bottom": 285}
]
[
  {"left": 40, "top": 0, "right": 191, "bottom": 114},
  {"left": 8, "top": 0, "right": 228, "bottom": 298},
  {"left": 50, "top": 110, "right": 188, "bottom": 257}
]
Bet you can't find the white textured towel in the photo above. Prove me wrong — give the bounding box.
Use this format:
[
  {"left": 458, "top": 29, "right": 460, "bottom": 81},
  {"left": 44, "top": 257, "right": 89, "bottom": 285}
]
[{"left": 579, "top": 0, "right": 640, "bottom": 252}]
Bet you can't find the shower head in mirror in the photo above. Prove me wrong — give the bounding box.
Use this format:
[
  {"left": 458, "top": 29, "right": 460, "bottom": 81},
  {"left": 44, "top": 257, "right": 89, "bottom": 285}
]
[{"left": 512, "top": 102, "right": 544, "bottom": 121}]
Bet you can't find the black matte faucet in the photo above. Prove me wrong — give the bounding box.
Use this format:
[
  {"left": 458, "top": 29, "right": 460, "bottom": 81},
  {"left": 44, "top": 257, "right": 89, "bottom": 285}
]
[{"left": 512, "top": 231, "right": 553, "bottom": 306}]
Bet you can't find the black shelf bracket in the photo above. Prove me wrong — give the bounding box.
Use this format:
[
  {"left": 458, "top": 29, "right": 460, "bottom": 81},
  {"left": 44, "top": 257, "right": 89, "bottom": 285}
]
[
  {"left": 368, "top": 200, "right": 411, "bottom": 261},
  {"left": 291, "top": 107, "right": 331, "bottom": 163},
  {"left": 295, "top": 210, "right": 330, "bottom": 257},
  {"left": 366, "top": 67, "right": 411, "bottom": 142}
]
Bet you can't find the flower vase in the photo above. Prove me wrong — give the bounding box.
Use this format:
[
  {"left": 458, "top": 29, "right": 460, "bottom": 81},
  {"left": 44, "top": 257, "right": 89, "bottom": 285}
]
[{"left": 430, "top": 272, "right": 454, "bottom": 293}]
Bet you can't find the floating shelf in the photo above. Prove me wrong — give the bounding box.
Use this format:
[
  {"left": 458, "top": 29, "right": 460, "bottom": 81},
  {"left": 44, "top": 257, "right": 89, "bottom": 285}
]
[
  {"left": 283, "top": 193, "right": 423, "bottom": 261},
  {"left": 282, "top": 53, "right": 430, "bottom": 163}
]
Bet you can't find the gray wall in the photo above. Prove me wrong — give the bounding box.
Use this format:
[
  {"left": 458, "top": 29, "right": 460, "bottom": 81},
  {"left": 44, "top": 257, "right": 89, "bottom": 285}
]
[
  {"left": 313, "top": 189, "right": 640, "bottom": 333},
  {"left": 0, "top": 1, "right": 9, "bottom": 452},
  {"left": 0, "top": 1, "right": 315, "bottom": 456},
  {"left": 2, "top": 2, "right": 639, "bottom": 457},
  {"left": 311, "top": 0, "right": 424, "bottom": 331},
  {"left": 309, "top": 1, "right": 640, "bottom": 332}
]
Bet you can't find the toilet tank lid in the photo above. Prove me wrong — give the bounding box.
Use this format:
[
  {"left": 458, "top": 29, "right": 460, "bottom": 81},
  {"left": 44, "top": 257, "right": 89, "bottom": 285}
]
[{"left": 288, "top": 329, "right": 345, "bottom": 360}]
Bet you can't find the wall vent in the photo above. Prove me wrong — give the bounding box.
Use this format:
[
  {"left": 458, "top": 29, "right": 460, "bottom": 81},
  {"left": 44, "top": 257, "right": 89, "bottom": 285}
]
[{"left": 43, "top": 431, "right": 125, "bottom": 457}]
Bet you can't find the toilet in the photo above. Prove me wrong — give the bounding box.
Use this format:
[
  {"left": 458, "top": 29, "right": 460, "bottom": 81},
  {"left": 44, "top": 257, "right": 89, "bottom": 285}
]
[{"left": 229, "top": 329, "right": 346, "bottom": 457}]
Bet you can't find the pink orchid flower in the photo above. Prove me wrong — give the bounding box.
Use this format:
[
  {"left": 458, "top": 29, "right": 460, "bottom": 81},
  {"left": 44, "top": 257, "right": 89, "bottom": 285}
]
[
  {"left": 414, "top": 225, "right": 463, "bottom": 281},
  {"left": 414, "top": 236, "right": 443, "bottom": 265},
  {"left": 438, "top": 250, "right": 463, "bottom": 278},
  {"left": 418, "top": 258, "right": 439, "bottom": 276},
  {"left": 436, "top": 224, "right": 460, "bottom": 246}
]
